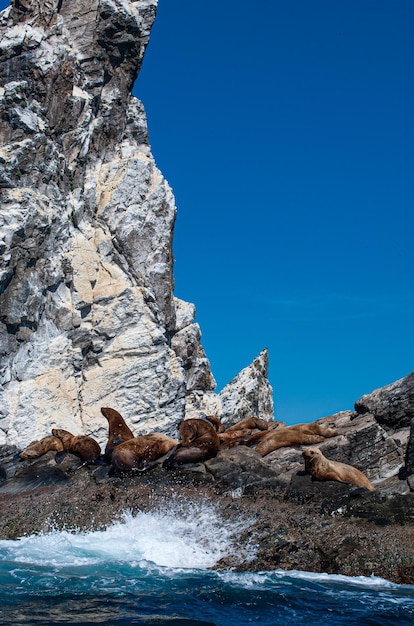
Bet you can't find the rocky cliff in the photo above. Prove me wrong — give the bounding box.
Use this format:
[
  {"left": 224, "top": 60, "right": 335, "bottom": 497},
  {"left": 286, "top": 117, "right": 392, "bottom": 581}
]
[{"left": 0, "top": 0, "right": 273, "bottom": 446}]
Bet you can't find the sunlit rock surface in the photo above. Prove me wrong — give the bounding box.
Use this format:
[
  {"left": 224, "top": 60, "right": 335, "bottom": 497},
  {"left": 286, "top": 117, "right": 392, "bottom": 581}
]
[{"left": 0, "top": 0, "right": 274, "bottom": 446}]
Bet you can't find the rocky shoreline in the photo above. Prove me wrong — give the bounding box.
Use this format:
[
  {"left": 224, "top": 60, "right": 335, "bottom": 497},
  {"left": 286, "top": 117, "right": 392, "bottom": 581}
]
[
  {"left": 1, "top": 372, "right": 414, "bottom": 586},
  {"left": 0, "top": 447, "right": 413, "bottom": 585}
]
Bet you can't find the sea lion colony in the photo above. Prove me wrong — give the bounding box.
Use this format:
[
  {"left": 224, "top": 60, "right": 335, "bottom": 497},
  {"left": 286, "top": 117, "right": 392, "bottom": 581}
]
[{"left": 17, "top": 410, "right": 375, "bottom": 491}]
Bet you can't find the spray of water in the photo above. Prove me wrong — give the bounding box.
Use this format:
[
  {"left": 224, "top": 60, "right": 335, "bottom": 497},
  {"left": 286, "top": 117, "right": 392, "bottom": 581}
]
[{"left": 0, "top": 498, "right": 256, "bottom": 570}]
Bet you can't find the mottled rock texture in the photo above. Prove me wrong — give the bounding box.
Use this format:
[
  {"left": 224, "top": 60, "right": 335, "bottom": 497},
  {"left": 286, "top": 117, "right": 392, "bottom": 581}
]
[{"left": 0, "top": 0, "right": 273, "bottom": 446}]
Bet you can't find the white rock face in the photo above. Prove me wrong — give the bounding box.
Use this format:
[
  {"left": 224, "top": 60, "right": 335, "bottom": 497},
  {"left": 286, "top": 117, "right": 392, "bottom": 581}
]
[
  {"left": 183, "top": 349, "right": 274, "bottom": 425},
  {"left": 0, "top": 0, "right": 274, "bottom": 447}
]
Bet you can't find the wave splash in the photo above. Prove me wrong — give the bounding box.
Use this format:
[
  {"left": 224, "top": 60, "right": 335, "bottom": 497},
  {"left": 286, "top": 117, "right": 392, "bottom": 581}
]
[
  {"left": 0, "top": 498, "right": 255, "bottom": 570},
  {"left": 0, "top": 499, "right": 413, "bottom": 626}
]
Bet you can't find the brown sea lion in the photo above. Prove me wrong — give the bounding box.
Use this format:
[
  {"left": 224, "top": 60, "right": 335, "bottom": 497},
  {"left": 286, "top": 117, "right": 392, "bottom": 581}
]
[
  {"left": 247, "top": 421, "right": 335, "bottom": 444},
  {"left": 100, "top": 406, "right": 134, "bottom": 461},
  {"left": 163, "top": 417, "right": 222, "bottom": 468},
  {"left": 51, "top": 428, "right": 102, "bottom": 467},
  {"left": 246, "top": 422, "right": 337, "bottom": 457},
  {"left": 250, "top": 428, "right": 326, "bottom": 456},
  {"left": 302, "top": 447, "right": 376, "bottom": 491},
  {"left": 225, "top": 416, "right": 269, "bottom": 432},
  {"left": 217, "top": 416, "right": 270, "bottom": 449},
  {"left": 246, "top": 422, "right": 336, "bottom": 456},
  {"left": 218, "top": 428, "right": 252, "bottom": 449},
  {"left": 203, "top": 415, "right": 225, "bottom": 433},
  {"left": 19, "top": 435, "right": 64, "bottom": 460},
  {"left": 300, "top": 422, "right": 336, "bottom": 437},
  {"left": 111, "top": 433, "right": 178, "bottom": 472}
]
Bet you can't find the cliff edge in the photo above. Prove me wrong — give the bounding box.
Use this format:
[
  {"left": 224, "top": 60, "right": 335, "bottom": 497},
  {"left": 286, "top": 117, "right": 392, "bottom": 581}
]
[{"left": 0, "top": 0, "right": 273, "bottom": 446}]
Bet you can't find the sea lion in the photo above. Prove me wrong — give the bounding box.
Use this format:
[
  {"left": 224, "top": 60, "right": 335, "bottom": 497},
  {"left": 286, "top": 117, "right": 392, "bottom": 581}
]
[
  {"left": 111, "top": 433, "right": 178, "bottom": 472},
  {"left": 51, "top": 428, "right": 102, "bottom": 468},
  {"left": 246, "top": 422, "right": 337, "bottom": 457},
  {"left": 100, "top": 406, "right": 134, "bottom": 461},
  {"left": 218, "top": 428, "right": 252, "bottom": 449},
  {"left": 217, "top": 416, "right": 270, "bottom": 449},
  {"left": 163, "top": 417, "right": 222, "bottom": 468},
  {"left": 19, "top": 435, "right": 64, "bottom": 460},
  {"left": 225, "top": 416, "right": 269, "bottom": 432},
  {"left": 301, "top": 422, "right": 336, "bottom": 438},
  {"left": 203, "top": 415, "right": 225, "bottom": 433},
  {"left": 302, "top": 447, "right": 376, "bottom": 491}
]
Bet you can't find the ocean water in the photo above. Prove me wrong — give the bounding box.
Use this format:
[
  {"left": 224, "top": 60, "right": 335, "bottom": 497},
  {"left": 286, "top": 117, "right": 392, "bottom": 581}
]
[{"left": 0, "top": 500, "right": 413, "bottom": 626}]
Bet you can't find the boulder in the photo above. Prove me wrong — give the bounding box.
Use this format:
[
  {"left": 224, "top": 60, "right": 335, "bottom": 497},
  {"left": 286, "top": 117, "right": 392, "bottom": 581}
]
[
  {"left": 405, "top": 418, "right": 414, "bottom": 476},
  {"left": 354, "top": 372, "right": 414, "bottom": 430}
]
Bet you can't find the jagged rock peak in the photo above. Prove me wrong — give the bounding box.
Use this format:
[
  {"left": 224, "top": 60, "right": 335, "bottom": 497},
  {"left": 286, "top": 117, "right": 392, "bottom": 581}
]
[
  {"left": 0, "top": 0, "right": 274, "bottom": 446},
  {"left": 183, "top": 348, "right": 274, "bottom": 425},
  {"left": 219, "top": 348, "right": 274, "bottom": 424}
]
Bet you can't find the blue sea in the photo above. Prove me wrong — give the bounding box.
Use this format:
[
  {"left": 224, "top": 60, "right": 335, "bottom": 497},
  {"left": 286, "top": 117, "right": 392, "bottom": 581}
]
[{"left": 0, "top": 500, "right": 413, "bottom": 625}]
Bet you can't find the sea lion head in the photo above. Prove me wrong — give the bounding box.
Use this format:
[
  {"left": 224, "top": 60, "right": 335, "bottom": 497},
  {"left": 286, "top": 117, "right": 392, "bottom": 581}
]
[
  {"left": 51, "top": 428, "right": 75, "bottom": 449},
  {"left": 100, "top": 407, "right": 133, "bottom": 434},
  {"left": 100, "top": 406, "right": 134, "bottom": 460},
  {"left": 302, "top": 446, "right": 322, "bottom": 469},
  {"left": 205, "top": 415, "right": 225, "bottom": 433},
  {"left": 178, "top": 418, "right": 221, "bottom": 446},
  {"left": 302, "top": 447, "right": 321, "bottom": 459}
]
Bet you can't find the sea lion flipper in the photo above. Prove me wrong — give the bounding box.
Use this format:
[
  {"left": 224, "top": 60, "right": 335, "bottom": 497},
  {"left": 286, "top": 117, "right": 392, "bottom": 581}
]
[
  {"left": 164, "top": 443, "right": 180, "bottom": 456},
  {"left": 54, "top": 451, "right": 68, "bottom": 464},
  {"left": 94, "top": 457, "right": 108, "bottom": 466},
  {"left": 163, "top": 445, "right": 209, "bottom": 468},
  {"left": 132, "top": 459, "right": 160, "bottom": 472}
]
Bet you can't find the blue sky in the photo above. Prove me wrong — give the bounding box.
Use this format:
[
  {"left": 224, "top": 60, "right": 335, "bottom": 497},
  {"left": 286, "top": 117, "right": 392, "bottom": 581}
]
[
  {"left": 137, "top": 0, "right": 413, "bottom": 423},
  {"left": 1, "top": 0, "right": 413, "bottom": 424}
]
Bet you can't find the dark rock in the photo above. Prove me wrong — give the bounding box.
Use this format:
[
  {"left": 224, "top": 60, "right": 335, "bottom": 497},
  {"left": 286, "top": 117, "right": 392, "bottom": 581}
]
[
  {"left": 0, "top": 451, "right": 69, "bottom": 494},
  {"left": 405, "top": 417, "right": 414, "bottom": 476},
  {"left": 324, "top": 414, "right": 401, "bottom": 481},
  {"left": 284, "top": 471, "right": 359, "bottom": 504},
  {"left": 0, "top": 442, "right": 414, "bottom": 584},
  {"left": 354, "top": 372, "right": 414, "bottom": 430},
  {"left": 205, "top": 447, "right": 284, "bottom": 493},
  {"left": 339, "top": 491, "right": 414, "bottom": 526},
  {"left": 0, "top": 445, "right": 19, "bottom": 461}
]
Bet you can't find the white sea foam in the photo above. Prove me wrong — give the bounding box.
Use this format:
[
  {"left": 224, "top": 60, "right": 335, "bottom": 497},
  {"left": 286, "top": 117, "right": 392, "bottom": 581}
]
[
  {"left": 0, "top": 499, "right": 254, "bottom": 570},
  {"left": 278, "top": 568, "right": 401, "bottom": 589},
  {"left": 218, "top": 568, "right": 411, "bottom": 592}
]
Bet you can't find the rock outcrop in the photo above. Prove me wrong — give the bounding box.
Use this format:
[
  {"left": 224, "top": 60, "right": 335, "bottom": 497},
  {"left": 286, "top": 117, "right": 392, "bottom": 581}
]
[
  {"left": 236, "top": 372, "right": 414, "bottom": 495},
  {"left": 0, "top": 0, "right": 273, "bottom": 447},
  {"left": 1, "top": 372, "right": 414, "bottom": 583},
  {"left": 2, "top": 371, "right": 414, "bottom": 498},
  {"left": 354, "top": 372, "right": 414, "bottom": 429}
]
